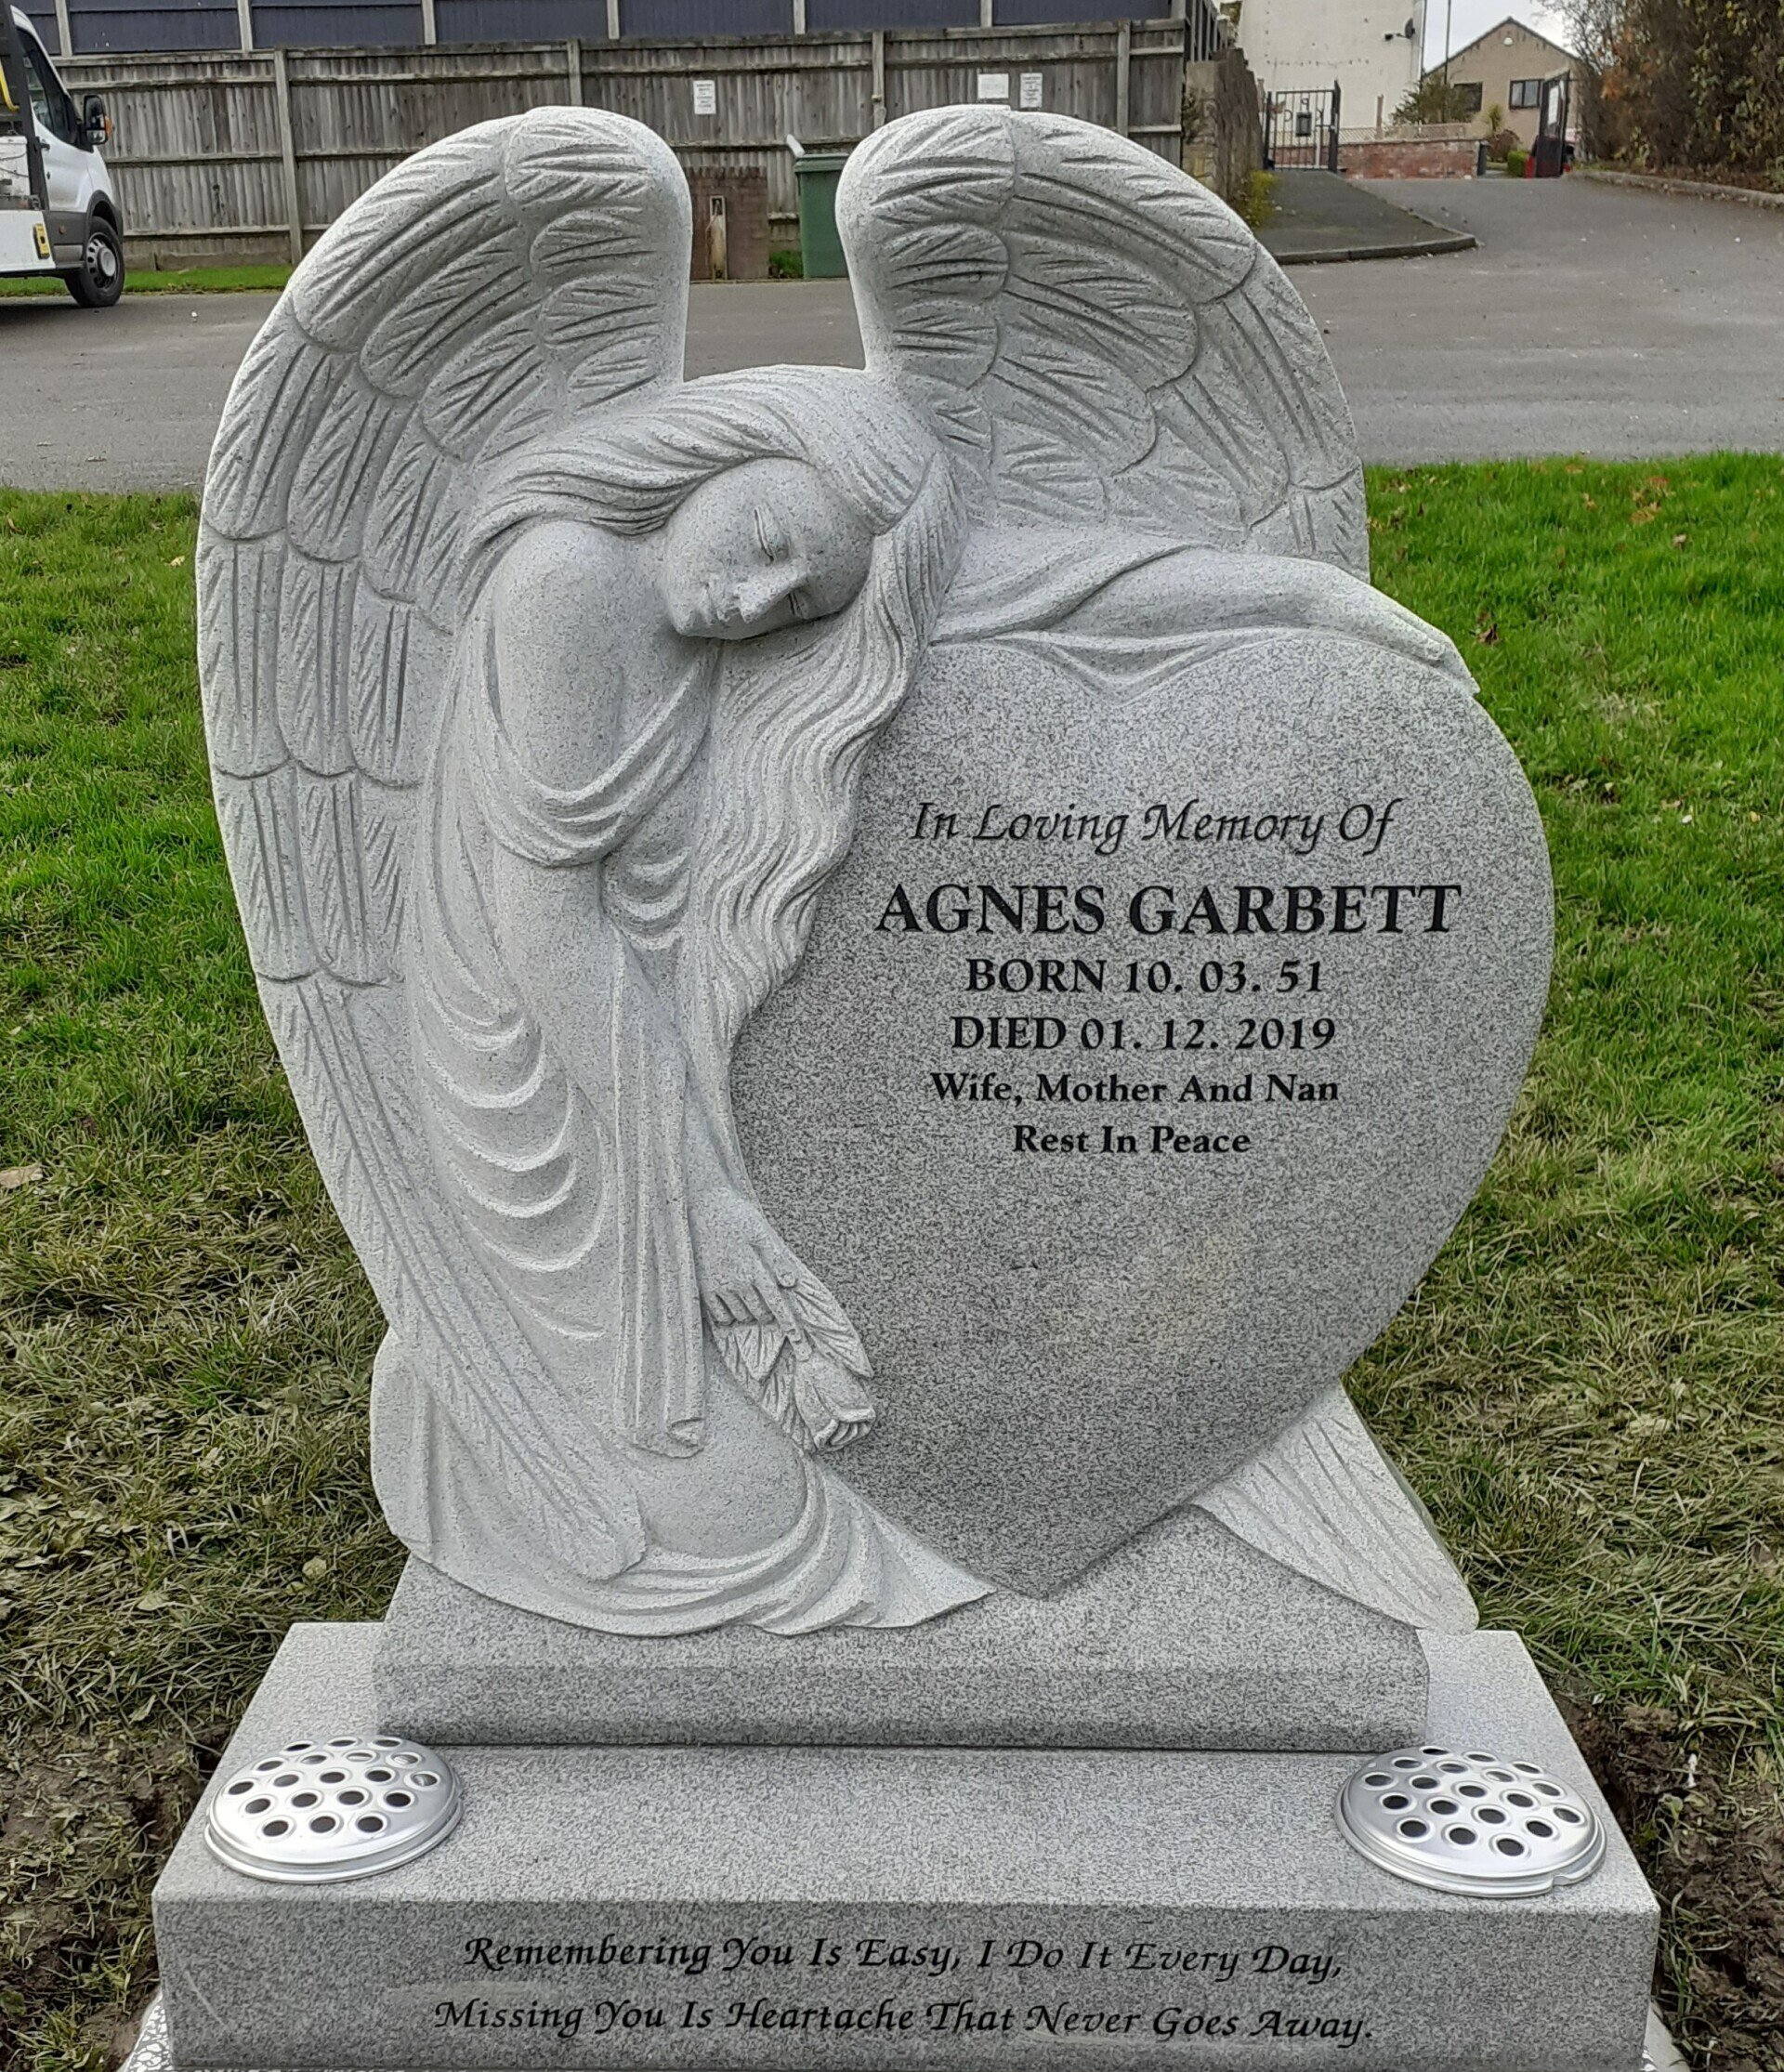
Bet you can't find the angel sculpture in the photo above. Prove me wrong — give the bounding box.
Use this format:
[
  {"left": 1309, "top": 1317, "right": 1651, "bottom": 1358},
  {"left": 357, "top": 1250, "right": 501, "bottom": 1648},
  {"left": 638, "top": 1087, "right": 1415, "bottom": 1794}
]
[{"left": 198, "top": 105, "right": 1476, "bottom": 1636}]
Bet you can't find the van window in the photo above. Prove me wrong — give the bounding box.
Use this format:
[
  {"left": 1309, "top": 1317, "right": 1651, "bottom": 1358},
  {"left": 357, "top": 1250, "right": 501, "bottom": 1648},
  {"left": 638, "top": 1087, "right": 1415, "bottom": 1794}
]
[{"left": 19, "top": 28, "right": 75, "bottom": 145}]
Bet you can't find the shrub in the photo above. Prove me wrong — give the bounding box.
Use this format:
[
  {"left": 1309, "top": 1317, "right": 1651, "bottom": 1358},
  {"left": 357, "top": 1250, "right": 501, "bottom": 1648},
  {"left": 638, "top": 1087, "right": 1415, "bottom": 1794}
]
[
  {"left": 1395, "top": 75, "right": 1478, "bottom": 125},
  {"left": 1567, "top": 0, "right": 1784, "bottom": 177},
  {"left": 1504, "top": 145, "right": 1529, "bottom": 176}
]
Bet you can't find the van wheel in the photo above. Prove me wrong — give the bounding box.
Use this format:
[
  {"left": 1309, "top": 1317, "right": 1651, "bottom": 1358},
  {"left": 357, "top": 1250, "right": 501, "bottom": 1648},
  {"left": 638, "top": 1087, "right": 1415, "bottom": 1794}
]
[{"left": 64, "top": 221, "right": 125, "bottom": 308}]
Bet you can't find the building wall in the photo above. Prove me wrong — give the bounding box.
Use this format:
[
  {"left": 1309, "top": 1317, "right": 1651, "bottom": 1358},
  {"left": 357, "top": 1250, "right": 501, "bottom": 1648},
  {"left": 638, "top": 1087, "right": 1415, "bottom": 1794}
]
[
  {"left": 1437, "top": 17, "right": 1576, "bottom": 146},
  {"left": 1229, "top": 0, "right": 1424, "bottom": 130}
]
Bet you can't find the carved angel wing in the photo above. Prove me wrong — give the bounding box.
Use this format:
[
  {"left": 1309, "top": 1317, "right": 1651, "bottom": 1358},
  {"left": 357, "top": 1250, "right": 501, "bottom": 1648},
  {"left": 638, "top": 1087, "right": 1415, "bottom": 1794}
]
[
  {"left": 197, "top": 109, "right": 691, "bottom": 1582},
  {"left": 838, "top": 107, "right": 1368, "bottom": 578}
]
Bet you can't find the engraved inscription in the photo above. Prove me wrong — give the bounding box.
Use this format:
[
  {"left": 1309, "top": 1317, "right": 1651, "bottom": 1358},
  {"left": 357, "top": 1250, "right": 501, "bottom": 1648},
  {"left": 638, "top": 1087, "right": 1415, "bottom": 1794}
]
[{"left": 419, "top": 1929, "right": 1377, "bottom": 2055}]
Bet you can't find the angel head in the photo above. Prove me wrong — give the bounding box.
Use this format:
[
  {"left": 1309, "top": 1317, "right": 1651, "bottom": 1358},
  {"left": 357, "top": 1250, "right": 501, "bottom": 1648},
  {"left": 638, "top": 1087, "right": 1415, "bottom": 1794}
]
[
  {"left": 656, "top": 455, "right": 874, "bottom": 642},
  {"left": 468, "top": 366, "right": 959, "bottom": 650}
]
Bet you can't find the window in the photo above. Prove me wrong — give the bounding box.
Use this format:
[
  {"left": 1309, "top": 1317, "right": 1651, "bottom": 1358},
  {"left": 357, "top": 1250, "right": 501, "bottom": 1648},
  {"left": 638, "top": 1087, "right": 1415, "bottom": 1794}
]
[
  {"left": 19, "top": 31, "right": 75, "bottom": 144},
  {"left": 1509, "top": 78, "right": 1541, "bottom": 108},
  {"left": 1456, "top": 81, "right": 1484, "bottom": 113}
]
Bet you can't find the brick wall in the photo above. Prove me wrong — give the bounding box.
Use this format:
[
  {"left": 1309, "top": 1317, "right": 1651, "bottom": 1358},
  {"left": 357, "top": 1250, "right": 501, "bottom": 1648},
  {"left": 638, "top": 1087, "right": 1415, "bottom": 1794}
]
[
  {"left": 1339, "top": 137, "right": 1479, "bottom": 177},
  {"left": 687, "top": 171, "right": 770, "bottom": 282}
]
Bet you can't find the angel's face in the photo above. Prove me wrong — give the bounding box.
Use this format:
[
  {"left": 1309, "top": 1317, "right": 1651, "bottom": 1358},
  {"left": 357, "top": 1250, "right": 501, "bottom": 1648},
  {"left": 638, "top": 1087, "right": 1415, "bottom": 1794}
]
[{"left": 659, "top": 459, "right": 873, "bottom": 642}]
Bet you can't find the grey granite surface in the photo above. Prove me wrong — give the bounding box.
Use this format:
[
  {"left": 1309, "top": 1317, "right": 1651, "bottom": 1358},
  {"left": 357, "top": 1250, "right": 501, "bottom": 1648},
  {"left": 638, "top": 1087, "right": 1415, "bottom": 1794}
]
[
  {"left": 121, "top": 1986, "right": 1689, "bottom": 2072},
  {"left": 374, "top": 1505, "right": 1427, "bottom": 1752},
  {"left": 154, "top": 1622, "right": 1654, "bottom": 2072},
  {"left": 195, "top": 102, "right": 1540, "bottom": 1640},
  {"left": 734, "top": 634, "right": 1553, "bottom": 1593}
]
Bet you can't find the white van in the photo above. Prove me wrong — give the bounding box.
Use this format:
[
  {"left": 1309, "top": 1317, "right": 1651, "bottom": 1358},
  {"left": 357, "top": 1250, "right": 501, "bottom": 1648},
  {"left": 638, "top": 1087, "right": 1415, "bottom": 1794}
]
[{"left": 0, "top": 4, "right": 122, "bottom": 305}]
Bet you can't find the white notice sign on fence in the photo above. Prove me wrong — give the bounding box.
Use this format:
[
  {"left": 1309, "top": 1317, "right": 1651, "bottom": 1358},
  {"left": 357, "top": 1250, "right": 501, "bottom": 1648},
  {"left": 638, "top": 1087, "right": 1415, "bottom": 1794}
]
[
  {"left": 692, "top": 78, "right": 716, "bottom": 116},
  {"left": 976, "top": 72, "right": 1010, "bottom": 101},
  {"left": 1019, "top": 72, "right": 1043, "bottom": 109}
]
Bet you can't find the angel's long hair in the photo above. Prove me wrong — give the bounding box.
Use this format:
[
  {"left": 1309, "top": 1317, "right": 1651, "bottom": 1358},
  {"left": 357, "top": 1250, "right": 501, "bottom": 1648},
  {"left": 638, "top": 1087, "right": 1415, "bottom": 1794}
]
[{"left": 465, "top": 368, "right": 964, "bottom": 1145}]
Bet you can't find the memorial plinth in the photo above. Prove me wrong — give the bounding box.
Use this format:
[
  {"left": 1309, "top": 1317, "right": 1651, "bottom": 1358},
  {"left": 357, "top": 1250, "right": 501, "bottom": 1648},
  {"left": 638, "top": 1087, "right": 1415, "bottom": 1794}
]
[{"left": 157, "top": 1624, "right": 1655, "bottom": 2072}]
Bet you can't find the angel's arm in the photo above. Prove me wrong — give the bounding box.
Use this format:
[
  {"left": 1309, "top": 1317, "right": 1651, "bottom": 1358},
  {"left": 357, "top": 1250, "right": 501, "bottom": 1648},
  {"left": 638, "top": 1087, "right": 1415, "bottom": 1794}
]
[{"left": 1088, "top": 549, "right": 1472, "bottom": 688}]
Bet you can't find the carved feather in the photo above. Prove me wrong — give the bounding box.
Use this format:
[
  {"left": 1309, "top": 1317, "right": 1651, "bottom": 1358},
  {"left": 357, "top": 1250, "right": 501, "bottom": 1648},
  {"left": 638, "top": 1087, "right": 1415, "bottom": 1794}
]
[
  {"left": 1194, "top": 1384, "right": 1478, "bottom": 1633},
  {"left": 839, "top": 107, "right": 1369, "bottom": 578}
]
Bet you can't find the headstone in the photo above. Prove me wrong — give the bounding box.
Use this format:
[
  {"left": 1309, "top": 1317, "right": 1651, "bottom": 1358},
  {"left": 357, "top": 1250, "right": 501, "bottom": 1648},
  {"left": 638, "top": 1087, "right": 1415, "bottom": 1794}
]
[{"left": 156, "top": 101, "right": 1657, "bottom": 2072}]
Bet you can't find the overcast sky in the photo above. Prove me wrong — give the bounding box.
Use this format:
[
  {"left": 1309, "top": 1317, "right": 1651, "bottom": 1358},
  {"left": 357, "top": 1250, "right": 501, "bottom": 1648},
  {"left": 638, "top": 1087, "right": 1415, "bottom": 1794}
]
[{"left": 1423, "top": 0, "right": 1574, "bottom": 68}]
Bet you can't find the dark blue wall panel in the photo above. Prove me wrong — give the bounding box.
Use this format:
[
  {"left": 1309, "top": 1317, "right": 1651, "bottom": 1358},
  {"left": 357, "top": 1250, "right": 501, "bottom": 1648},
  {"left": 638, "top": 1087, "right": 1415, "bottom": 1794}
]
[
  {"left": 809, "top": 0, "right": 975, "bottom": 24},
  {"left": 71, "top": 0, "right": 239, "bottom": 47},
  {"left": 251, "top": 0, "right": 423, "bottom": 41},
  {"left": 619, "top": 0, "right": 789, "bottom": 34},
  {"left": 30, "top": 0, "right": 1167, "bottom": 52},
  {"left": 436, "top": 0, "right": 605, "bottom": 37},
  {"left": 996, "top": 0, "right": 1167, "bottom": 16},
  {"left": 21, "top": 5, "right": 60, "bottom": 47}
]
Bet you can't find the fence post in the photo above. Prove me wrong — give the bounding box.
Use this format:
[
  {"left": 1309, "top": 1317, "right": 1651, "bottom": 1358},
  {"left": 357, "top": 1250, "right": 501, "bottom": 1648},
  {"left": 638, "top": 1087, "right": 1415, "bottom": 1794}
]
[
  {"left": 871, "top": 28, "right": 885, "bottom": 125},
  {"left": 606, "top": 0, "right": 620, "bottom": 39},
  {"left": 419, "top": 0, "right": 437, "bottom": 44},
  {"left": 236, "top": 0, "right": 254, "bottom": 51},
  {"left": 53, "top": 0, "right": 72, "bottom": 59},
  {"left": 979, "top": 0, "right": 992, "bottom": 26},
  {"left": 792, "top": 0, "right": 807, "bottom": 31},
  {"left": 271, "top": 46, "right": 304, "bottom": 266},
  {"left": 564, "top": 36, "right": 581, "bottom": 101},
  {"left": 1115, "top": 20, "right": 1131, "bottom": 137}
]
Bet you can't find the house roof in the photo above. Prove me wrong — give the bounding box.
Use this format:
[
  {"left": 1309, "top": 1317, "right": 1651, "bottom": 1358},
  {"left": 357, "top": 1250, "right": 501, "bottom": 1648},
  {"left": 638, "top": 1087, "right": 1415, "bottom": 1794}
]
[{"left": 1426, "top": 13, "right": 1580, "bottom": 75}]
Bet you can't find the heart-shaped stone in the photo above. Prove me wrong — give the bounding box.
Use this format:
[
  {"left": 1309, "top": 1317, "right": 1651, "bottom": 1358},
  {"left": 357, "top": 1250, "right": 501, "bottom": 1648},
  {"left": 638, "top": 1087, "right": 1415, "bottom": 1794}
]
[{"left": 731, "top": 631, "right": 1551, "bottom": 1594}]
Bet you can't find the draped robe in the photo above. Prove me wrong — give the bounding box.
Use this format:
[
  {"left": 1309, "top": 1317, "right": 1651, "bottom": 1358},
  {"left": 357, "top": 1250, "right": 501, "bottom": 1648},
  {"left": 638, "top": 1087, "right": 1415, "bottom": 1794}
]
[{"left": 400, "top": 522, "right": 989, "bottom": 1632}]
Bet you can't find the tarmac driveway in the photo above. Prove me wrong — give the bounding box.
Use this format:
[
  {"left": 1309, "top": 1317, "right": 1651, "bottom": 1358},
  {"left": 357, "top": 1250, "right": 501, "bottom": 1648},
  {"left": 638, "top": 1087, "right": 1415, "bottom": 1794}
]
[
  {"left": 1294, "top": 175, "right": 1784, "bottom": 463},
  {"left": 3, "top": 172, "right": 1781, "bottom": 491}
]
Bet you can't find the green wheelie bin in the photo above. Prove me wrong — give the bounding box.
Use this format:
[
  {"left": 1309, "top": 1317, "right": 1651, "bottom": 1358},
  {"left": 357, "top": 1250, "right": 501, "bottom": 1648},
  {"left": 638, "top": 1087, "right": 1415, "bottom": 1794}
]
[{"left": 794, "top": 150, "right": 850, "bottom": 279}]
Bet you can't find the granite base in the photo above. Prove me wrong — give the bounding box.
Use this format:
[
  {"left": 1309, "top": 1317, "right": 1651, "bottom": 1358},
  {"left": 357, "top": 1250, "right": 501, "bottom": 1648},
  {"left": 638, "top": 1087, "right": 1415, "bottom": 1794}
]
[
  {"left": 375, "top": 1507, "right": 1433, "bottom": 1752},
  {"left": 153, "top": 1623, "right": 1658, "bottom": 2072}
]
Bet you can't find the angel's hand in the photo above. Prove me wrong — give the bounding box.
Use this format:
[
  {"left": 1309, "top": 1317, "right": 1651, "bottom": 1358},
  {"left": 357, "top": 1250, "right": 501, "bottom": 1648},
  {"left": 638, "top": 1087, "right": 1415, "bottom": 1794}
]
[{"left": 689, "top": 1187, "right": 816, "bottom": 1357}]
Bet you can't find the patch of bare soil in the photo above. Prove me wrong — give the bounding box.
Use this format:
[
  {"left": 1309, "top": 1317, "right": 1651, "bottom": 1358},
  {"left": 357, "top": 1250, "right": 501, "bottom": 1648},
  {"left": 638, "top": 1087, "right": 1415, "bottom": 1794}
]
[
  {"left": 1564, "top": 1697, "right": 1784, "bottom": 2072},
  {"left": 0, "top": 1729, "right": 225, "bottom": 2072}
]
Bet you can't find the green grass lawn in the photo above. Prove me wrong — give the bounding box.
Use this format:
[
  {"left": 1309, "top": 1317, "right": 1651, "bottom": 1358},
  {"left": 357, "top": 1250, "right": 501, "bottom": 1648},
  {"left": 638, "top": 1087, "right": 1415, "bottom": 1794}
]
[
  {"left": 3, "top": 462, "right": 1783, "bottom": 2071},
  {"left": 0, "top": 264, "right": 294, "bottom": 299}
]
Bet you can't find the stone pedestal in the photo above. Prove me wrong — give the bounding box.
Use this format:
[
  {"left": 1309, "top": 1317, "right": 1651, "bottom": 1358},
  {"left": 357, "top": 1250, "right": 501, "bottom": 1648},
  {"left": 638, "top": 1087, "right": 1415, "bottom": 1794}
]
[
  {"left": 375, "top": 1508, "right": 1429, "bottom": 1753},
  {"left": 151, "top": 1623, "right": 1656, "bottom": 2072}
]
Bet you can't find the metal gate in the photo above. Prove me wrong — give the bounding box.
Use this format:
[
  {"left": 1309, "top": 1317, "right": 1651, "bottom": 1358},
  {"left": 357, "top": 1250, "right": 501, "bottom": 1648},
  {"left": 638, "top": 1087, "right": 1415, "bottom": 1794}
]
[
  {"left": 1263, "top": 82, "right": 1340, "bottom": 172},
  {"left": 1530, "top": 69, "right": 1570, "bottom": 177}
]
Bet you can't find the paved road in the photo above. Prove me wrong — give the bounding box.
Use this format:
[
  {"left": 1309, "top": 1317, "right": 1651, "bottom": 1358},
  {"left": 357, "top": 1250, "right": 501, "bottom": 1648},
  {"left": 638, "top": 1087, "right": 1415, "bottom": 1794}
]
[
  {"left": 3, "top": 174, "right": 1781, "bottom": 491},
  {"left": 1263, "top": 169, "right": 1474, "bottom": 264},
  {"left": 1293, "top": 176, "right": 1784, "bottom": 462}
]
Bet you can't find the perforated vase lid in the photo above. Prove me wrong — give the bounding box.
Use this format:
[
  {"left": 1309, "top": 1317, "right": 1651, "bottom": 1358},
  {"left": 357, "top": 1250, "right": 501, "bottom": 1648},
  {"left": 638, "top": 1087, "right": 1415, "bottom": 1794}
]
[
  {"left": 206, "top": 1735, "right": 463, "bottom": 1882},
  {"left": 1336, "top": 1744, "right": 1606, "bottom": 1897}
]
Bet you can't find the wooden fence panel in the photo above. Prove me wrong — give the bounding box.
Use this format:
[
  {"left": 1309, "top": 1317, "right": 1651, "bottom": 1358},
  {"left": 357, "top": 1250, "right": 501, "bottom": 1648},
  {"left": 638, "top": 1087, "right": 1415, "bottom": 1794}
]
[{"left": 56, "top": 20, "right": 1194, "bottom": 264}]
